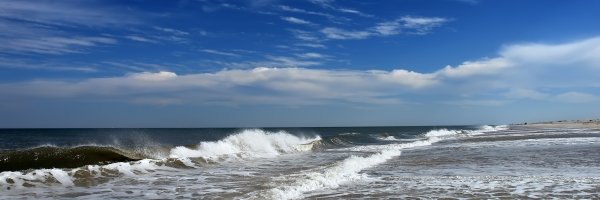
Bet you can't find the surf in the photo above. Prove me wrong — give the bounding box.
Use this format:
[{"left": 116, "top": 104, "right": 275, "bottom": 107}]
[{"left": 0, "top": 126, "right": 504, "bottom": 193}]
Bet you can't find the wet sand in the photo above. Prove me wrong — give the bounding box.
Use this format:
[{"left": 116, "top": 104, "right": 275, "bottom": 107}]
[{"left": 514, "top": 119, "right": 600, "bottom": 129}]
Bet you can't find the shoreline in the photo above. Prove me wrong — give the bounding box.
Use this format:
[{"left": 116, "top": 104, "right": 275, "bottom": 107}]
[{"left": 512, "top": 119, "right": 600, "bottom": 129}]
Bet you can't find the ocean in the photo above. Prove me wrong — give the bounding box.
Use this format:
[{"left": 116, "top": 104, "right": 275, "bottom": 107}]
[{"left": 1, "top": 126, "right": 599, "bottom": 199}]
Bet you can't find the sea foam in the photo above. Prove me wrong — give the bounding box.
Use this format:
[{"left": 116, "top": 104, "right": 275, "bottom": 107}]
[{"left": 267, "top": 149, "right": 402, "bottom": 200}]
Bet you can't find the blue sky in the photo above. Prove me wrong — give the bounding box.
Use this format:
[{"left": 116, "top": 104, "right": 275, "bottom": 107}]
[{"left": 1, "top": 0, "right": 599, "bottom": 127}]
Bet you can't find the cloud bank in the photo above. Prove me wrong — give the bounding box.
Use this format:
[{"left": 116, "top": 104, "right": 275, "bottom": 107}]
[{"left": 1, "top": 36, "right": 599, "bottom": 106}]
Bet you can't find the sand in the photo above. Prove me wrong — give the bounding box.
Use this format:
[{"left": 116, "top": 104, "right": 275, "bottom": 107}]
[{"left": 514, "top": 119, "right": 600, "bottom": 129}]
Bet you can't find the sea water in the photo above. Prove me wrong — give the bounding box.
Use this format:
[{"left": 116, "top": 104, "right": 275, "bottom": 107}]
[{"left": 1, "top": 126, "right": 599, "bottom": 199}]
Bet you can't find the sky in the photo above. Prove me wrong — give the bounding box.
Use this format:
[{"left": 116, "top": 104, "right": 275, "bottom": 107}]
[{"left": 0, "top": 0, "right": 599, "bottom": 128}]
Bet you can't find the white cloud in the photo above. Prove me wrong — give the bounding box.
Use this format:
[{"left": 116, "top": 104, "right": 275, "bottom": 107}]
[
  {"left": 0, "top": 1, "right": 133, "bottom": 55},
  {"left": 375, "top": 69, "right": 439, "bottom": 88},
  {"left": 400, "top": 16, "right": 448, "bottom": 34},
  {"left": 125, "top": 35, "right": 158, "bottom": 43},
  {"left": 321, "top": 16, "right": 449, "bottom": 40},
  {"left": 130, "top": 71, "right": 178, "bottom": 81},
  {"left": 437, "top": 58, "right": 513, "bottom": 78},
  {"left": 290, "top": 29, "right": 322, "bottom": 42},
  {"left": 0, "top": 57, "right": 97, "bottom": 72},
  {"left": 500, "top": 37, "right": 600, "bottom": 66},
  {"left": 337, "top": 8, "right": 373, "bottom": 18},
  {"left": 1, "top": 36, "right": 117, "bottom": 55},
  {"left": 320, "top": 27, "right": 372, "bottom": 40},
  {"left": 148, "top": 26, "right": 191, "bottom": 43},
  {"left": 279, "top": 5, "right": 334, "bottom": 19},
  {"left": 265, "top": 56, "right": 322, "bottom": 67},
  {"left": 296, "top": 52, "right": 326, "bottom": 59},
  {"left": 289, "top": 15, "right": 447, "bottom": 43},
  {"left": 0, "top": 0, "right": 138, "bottom": 27},
  {"left": 153, "top": 27, "right": 189, "bottom": 36},
  {"left": 306, "top": 0, "right": 373, "bottom": 18},
  {"left": 206, "top": 55, "right": 323, "bottom": 69},
  {"left": 373, "top": 21, "right": 402, "bottom": 36},
  {"left": 282, "top": 17, "right": 314, "bottom": 25},
  {"left": 201, "top": 49, "right": 241, "bottom": 57},
  {"left": 0, "top": 67, "right": 438, "bottom": 105},
  {"left": 308, "top": 0, "right": 335, "bottom": 8},
  {"left": 295, "top": 43, "right": 327, "bottom": 48}
]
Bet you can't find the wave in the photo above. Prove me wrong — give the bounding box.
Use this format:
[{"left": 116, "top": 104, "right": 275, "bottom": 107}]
[
  {"left": 168, "top": 129, "right": 320, "bottom": 160},
  {"left": 0, "top": 146, "right": 145, "bottom": 172},
  {"left": 267, "top": 149, "right": 402, "bottom": 200},
  {"left": 424, "top": 129, "right": 462, "bottom": 138}
]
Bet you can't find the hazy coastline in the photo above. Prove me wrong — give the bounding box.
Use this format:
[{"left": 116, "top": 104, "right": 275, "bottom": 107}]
[{"left": 514, "top": 119, "right": 600, "bottom": 129}]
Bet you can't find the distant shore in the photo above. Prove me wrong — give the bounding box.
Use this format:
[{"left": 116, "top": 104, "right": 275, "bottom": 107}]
[{"left": 513, "top": 119, "right": 600, "bottom": 129}]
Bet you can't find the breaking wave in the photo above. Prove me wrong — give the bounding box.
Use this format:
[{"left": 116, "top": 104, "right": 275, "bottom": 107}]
[
  {"left": 169, "top": 129, "right": 320, "bottom": 160},
  {"left": 0, "top": 146, "right": 144, "bottom": 172}
]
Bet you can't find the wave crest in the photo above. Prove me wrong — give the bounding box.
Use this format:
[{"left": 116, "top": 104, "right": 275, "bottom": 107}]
[
  {"left": 0, "top": 146, "right": 142, "bottom": 172},
  {"left": 169, "top": 129, "right": 320, "bottom": 159}
]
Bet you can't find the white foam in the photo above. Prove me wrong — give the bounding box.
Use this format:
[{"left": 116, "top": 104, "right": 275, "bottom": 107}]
[
  {"left": 103, "top": 159, "right": 159, "bottom": 176},
  {"left": 267, "top": 149, "right": 402, "bottom": 200},
  {"left": 177, "top": 157, "right": 198, "bottom": 168},
  {"left": 467, "top": 125, "right": 509, "bottom": 136},
  {"left": 169, "top": 129, "right": 320, "bottom": 160},
  {"left": 424, "top": 129, "right": 461, "bottom": 138},
  {"left": 422, "top": 126, "right": 508, "bottom": 138},
  {"left": 0, "top": 159, "right": 164, "bottom": 190},
  {"left": 0, "top": 168, "right": 74, "bottom": 188},
  {"left": 480, "top": 125, "right": 509, "bottom": 132},
  {"left": 380, "top": 136, "right": 398, "bottom": 141},
  {"left": 346, "top": 129, "right": 450, "bottom": 152},
  {"left": 49, "top": 169, "right": 74, "bottom": 186}
]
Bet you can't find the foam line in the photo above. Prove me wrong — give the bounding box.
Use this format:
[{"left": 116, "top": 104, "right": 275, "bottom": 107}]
[{"left": 268, "top": 149, "right": 402, "bottom": 200}]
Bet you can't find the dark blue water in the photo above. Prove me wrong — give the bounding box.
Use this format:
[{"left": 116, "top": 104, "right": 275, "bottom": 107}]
[{"left": 0, "top": 126, "right": 474, "bottom": 150}]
